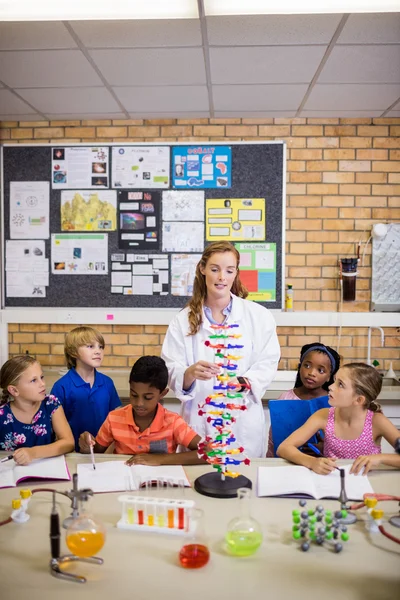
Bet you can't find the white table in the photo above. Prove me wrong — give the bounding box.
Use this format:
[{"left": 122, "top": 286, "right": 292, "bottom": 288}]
[{"left": 0, "top": 455, "right": 399, "bottom": 600}]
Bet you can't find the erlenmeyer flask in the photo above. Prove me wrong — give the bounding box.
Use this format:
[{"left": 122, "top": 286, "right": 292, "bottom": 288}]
[
  {"left": 66, "top": 501, "right": 105, "bottom": 558},
  {"left": 179, "top": 508, "right": 210, "bottom": 569},
  {"left": 225, "top": 487, "right": 263, "bottom": 556}
]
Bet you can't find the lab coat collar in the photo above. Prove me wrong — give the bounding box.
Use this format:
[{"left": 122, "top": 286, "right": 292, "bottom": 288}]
[{"left": 202, "top": 294, "right": 243, "bottom": 332}]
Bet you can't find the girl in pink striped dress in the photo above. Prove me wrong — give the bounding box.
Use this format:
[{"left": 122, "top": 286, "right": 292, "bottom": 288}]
[{"left": 277, "top": 363, "right": 400, "bottom": 474}]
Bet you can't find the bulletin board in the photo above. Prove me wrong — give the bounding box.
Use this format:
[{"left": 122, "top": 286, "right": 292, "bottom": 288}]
[{"left": 1, "top": 143, "right": 285, "bottom": 309}]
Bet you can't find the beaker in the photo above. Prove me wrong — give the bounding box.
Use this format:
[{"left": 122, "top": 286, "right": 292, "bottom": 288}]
[
  {"left": 341, "top": 258, "right": 358, "bottom": 302},
  {"left": 66, "top": 502, "right": 106, "bottom": 558},
  {"left": 179, "top": 508, "right": 210, "bottom": 569},
  {"left": 225, "top": 487, "right": 263, "bottom": 556}
]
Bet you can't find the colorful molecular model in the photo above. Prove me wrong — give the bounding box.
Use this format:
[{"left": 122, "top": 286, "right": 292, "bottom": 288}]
[
  {"left": 197, "top": 324, "right": 250, "bottom": 480},
  {"left": 117, "top": 495, "right": 195, "bottom": 535},
  {"left": 292, "top": 499, "right": 350, "bottom": 553}
]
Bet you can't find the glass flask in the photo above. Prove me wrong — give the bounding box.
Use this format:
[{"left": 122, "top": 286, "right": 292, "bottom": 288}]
[
  {"left": 179, "top": 508, "right": 210, "bottom": 569},
  {"left": 66, "top": 502, "right": 106, "bottom": 558},
  {"left": 225, "top": 487, "right": 263, "bottom": 556}
]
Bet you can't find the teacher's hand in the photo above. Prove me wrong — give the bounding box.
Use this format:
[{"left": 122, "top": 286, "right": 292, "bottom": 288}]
[{"left": 184, "top": 361, "right": 221, "bottom": 389}]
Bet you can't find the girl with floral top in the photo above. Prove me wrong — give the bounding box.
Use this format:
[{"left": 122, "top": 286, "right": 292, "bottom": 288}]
[{"left": 0, "top": 355, "right": 74, "bottom": 465}]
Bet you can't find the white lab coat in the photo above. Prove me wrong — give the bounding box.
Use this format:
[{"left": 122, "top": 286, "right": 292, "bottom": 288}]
[{"left": 161, "top": 295, "right": 280, "bottom": 457}]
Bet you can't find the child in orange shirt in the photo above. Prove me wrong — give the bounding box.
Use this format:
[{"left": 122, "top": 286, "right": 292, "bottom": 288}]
[{"left": 79, "top": 356, "right": 204, "bottom": 466}]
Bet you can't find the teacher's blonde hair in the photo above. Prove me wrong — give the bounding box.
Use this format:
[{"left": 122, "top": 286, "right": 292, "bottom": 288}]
[{"left": 186, "top": 241, "right": 248, "bottom": 335}]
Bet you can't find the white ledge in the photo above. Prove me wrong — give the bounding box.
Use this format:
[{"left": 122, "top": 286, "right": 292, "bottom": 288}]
[{"left": 0, "top": 309, "right": 399, "bottom": 327}]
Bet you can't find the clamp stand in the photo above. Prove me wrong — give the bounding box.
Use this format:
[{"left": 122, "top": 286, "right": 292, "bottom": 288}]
[
  {"left": 62, "top": 473, "right": 94, "bottom": 529},
  {"left": 338, "top": 468, "right": 357, "bottom": 525},
  {"left": 50, "top": 555, "right": 103, "bottom": 584}
]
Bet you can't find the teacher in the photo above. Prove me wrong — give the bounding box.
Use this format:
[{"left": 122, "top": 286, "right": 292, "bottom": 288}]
[{"left": 161, "top": 241, "right": 280, "bottom": 457}]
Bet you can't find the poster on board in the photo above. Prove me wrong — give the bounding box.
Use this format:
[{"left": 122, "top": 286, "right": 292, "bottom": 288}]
[
  {"left": 118, "top": 190, "right": 160, "bottom": 250},
  {"left": 206, "top": 198, "right": 265, "bottom": 241},
  {"left": 172, "top": 145, "right": 231, "bottom": 189},
  {"left": 52, "top": 147, "right": 109, "bottom": 189},
  {"left": 51, "top": 233, "right": 108, "bottom": 275},
  {"left": 235, "top": 243, "right": 276, "bottom": 302},
  {"left": 61, "top": 190, "right": 117, "bottom": 231},
  {"left": 10, "top": 181, "right": 50, "bottom": 239},
  {"left": 112, "top": 146, "right": 169, "bottom": 188}
]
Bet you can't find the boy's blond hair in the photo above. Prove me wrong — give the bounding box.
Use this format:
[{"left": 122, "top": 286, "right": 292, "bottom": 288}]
[{"left": 65, "top": 326, "right": 105, "bottom": 370}]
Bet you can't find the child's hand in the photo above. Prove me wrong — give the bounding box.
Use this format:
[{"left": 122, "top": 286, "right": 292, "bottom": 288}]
[
  {"left": 125, "top": 453, "right": 164, "bottom": 467},
  {"left": 13, "top": 447, "right": 35, "bottom": 466},
  {"left": 350, "top": 455, "right": 381, "bottom": 475},
  {"left": 310, "top": 457, "right": 337, "bottom": 475},
  {"left": 79, "top": 432, "right": 95, "bottom": 453}
]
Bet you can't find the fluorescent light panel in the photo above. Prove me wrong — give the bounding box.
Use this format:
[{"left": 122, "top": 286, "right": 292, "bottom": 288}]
[
  {"left": 204, "top": 0, "right": 400, "bottom": 15},
  {"left": 0, "top": 0, "right": 198, "bottom": 21}
]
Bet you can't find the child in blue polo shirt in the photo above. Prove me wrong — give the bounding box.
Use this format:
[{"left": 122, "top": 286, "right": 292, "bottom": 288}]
[{"left": 51, "top": 326, "right": 121, "bottom": 451}]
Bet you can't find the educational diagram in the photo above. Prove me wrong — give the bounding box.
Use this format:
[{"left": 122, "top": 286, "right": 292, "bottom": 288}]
[
  {"left": 111, "top": 254, "right": 169, "bottom": 295},
  {"left": 10, "top": 181, "right": 50, "bottom": 240},
  {"left": 112, "top": 146, "right": 169, "bottom": 188},
  {"left": 162, "top": 221, "right": 204, "bottom": 253},
  {"left": 162, "top": 190, "right": 204, "bottom": 221},
  {"left": 61, "top": 190, "right": 117, "bottom": 231},
  {"left": 235, "top": 243, "right": 276, "bottom": 302},
  {"left": 51, "top": 233, "right": 108, "bottom": 275},
  {"left": 52, "top": 147, "right": 109, "bottom": 189},
  {"left": 206, "top": 198, "right": 266, "bottom": 242},
  {"left": 171, "top": 254, "right": 201, "bottom": 296},
  {"left": 118, "top": 190, "right": 160, "bottom": 250},
  {"left": 5, "top": 240, "right": 48, "bottom": 297},
  {"left": 172, "top": 145, "right": 231, "bottom": 189}
]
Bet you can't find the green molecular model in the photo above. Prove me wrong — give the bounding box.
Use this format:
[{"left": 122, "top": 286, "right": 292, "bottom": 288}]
[{"left": 292, "top": 499, "right": 350, "bottom": 553}]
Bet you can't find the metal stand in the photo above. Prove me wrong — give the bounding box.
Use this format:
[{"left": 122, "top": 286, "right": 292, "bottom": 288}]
[
  {"left": 62, "top": 473, "right": 94, "bottom": 529},
  {"left": 50, "top": 555, "right": 103, "bottom": 584},
  {"left": 338, "top": 468, "right": 357, "bottom": 525},
  {"left": 194, "top": 471, "right": 252, "bottom": 498}
]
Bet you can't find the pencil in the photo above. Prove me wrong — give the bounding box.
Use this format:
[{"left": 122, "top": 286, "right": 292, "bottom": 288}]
[{"left": 89, "top": 435, "right": 96, "bottom": 470}]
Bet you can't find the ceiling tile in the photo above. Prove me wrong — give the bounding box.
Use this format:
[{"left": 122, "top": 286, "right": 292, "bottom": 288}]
[
  {"left": 17, "top": 87, "right": 121, "bottom": 114},
  {"left": 0, "top": 113, "right": 42, "bottom": 121},
  {"left": 129, "top": 112, "right": 210, "bottom": 118},
  {"left": 301, "top": 110, "right": 383, "bottom": 117},
  {"left": 337, "top": 13, "right": 400, "bottom": 44},
  {"left": 113, "top": 86, "right": 209, "bottom": 112},
  {"left": 207, "top": 14, "right": 342, "bottom": 46},
  {"left": 71, "top": 19, "right": 202, "bottom": 48},
  {"left": 304, "top": 84, "right": 400, "bottom": 110},
  {"left": 215, "top": 110, "right": 297, "bottom": 117},
  {"left": 213, "top": 84, "right": 308, "bottom": 111},
  {"left": 90, "top": 48, "right": 206, "bottom": 85},
  {"left": 46, "top": 113, "right": 127, "bottom": 120},
  {"left": 319, "top": 45, "right": 400, "bottom": 84},
  {"left": 0, "top": 50, "right": 103, "bottom": 88},
  {"left": 0, "top": 22, "right": 77, "bottom": 50},
  {"left": 0, "top": 89, "right": 37, "bottom": 114},
  {"left": 210, "top": 46, "right": 326, "bottom": 84},
  {"left": 386, "top": 110, "right": 400, "bottom": 117}
]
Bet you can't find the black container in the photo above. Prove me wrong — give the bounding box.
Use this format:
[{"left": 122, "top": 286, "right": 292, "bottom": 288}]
[{"left": 341, "top": 258, "right": 358, "bottom": 302}]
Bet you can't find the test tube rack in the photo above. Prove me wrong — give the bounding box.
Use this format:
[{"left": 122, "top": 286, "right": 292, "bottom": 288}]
[{"left": 117, "top": 495, "right": 195, "bottom": 535}]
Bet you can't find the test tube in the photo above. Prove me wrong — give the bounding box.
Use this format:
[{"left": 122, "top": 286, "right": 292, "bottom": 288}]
[
  {"left": 156, "top": 499, "right": 165, "bottom": 528},
  {"left": 177, "top": 501, "right": 185, "bottom": 530},
  {"left": 167, "top": 500, "right": 175, "bottom": 529},
  {"left": 137, "top": 499, "right": 145, "bottom": 526},
  {"left": 127, "top": 498, "right": 135, "bottom": 525}
]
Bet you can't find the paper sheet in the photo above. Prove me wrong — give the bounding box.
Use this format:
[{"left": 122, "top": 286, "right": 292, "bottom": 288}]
[
  {"left": 10, "top": 181, "right": 50, "bottom": 239},
  {"left": 162, "top": 222, "right": 204, "bottom": 252},
  {"left": 51, "top": 233, "right": 108, "bottom": 275}
]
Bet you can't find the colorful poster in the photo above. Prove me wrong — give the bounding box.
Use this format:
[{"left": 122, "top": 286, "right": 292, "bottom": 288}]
[
  {"left": 10, "top": 181, "right": 49, "bottom": 239},
  {"left": 172, "top": 145, "right": 231, "bottom": 189},
  {"left": 52, "top": 147, "right": 109, "bottom": 189},
  {"left": 206, "top": 198, "right": 266, "bottom": 241},
  {"left": 112, "top": 146, "right": 169, "bottom": 188},
  {"left": 111, "top": 254, "right": 169, "bottom": 295},
  {"left": 171, "top": 254, "right": 201, "bottom": 296},
  {"left": 61, "top": 190, "right": 117, "bottom": 231},
  {"left": 162, "top": 190, "right": 204, "bottom": 221},
  {"left": 51, "top": 233, "right": 108, "bottom": 275},
  {"left": 236, "top": 243, "right": 276, "bottom": 302},
  {"left": 118, "top": 190, "right": 160, "bottom": 250}
]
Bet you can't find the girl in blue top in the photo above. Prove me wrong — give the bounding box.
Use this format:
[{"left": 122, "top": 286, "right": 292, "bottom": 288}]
[{"left": 0, "top": 355, "right": 74, "bottom": 465}]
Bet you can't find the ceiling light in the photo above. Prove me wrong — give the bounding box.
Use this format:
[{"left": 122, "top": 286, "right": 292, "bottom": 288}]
[
  {"left": 0, "top": 0, "right": 198, "bottom": 21},
  {"left": 204, "top": 0, "right": 400, "bottom": 15}
]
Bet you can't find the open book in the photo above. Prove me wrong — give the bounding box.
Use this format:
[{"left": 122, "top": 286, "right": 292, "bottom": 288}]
[
  {"left": 0, "top": 455, "right": 70, "bottom": 489},
  {"left": 257, "top": 464, "right": 374, "bottom": 500},
  {"left": 77, "top": 461, "right": 191, "bottom": 493}
]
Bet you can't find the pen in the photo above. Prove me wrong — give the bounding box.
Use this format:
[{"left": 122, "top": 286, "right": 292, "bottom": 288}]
[
  {"left": 306, "top": 443, "right": 340, "bottom": 471},
  {"left": 0, "top": 454, "right": 14, "bottom": 463},
  {"left": 89, "top": 434, "right": 96, "bottom": 470}
]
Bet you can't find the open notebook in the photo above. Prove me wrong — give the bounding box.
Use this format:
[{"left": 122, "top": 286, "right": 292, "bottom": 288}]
[
  {"left": 0, "top": 455, "right": 70, "bottom": 489},
  {"left": 77, "top": 461, "right": 191, "bottom": 493},
  {"left": 257, "top": 464, "right": 374, "bottom": 500}
]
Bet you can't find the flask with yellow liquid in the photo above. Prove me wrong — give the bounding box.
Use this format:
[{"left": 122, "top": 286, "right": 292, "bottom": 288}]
[{"left": 66, "top": 502, "right": 105, "bottom": 558}]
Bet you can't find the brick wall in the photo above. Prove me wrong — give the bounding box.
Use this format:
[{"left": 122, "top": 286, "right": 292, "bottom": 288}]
[{"left": 1, "top": 117, "right": 399, "bottom": 371}]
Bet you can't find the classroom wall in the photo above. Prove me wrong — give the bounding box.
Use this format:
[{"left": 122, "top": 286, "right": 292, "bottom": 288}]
[{"left": 1, "top": 116, "right": 399, "bottom": 370}]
